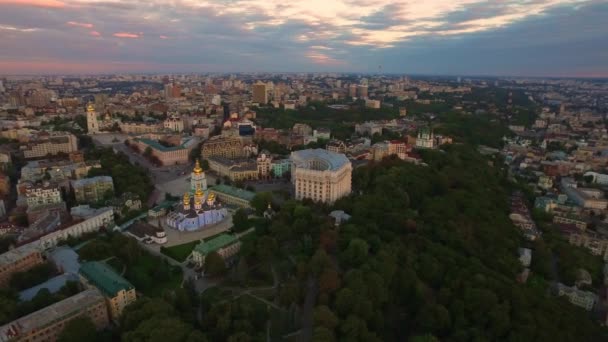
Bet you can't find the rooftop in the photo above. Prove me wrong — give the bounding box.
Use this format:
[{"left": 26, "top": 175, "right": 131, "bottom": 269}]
[
  {"left": 210, "top": 185, "right": 255, "bottom": 201},
  {"left": 291, "top": 148, "right": 350, "bottom": 171},
  {"left": 71, "top": 176, "right": 113, "bottom": 187},
  {"left": 135, "top": 137, "right": 186, "bottom": 152},
  {"left": 193, "top": 234, "right": 238, "bottom": 256},
  {"left": 0, "top": 241, "right": 40, "bottom": 267},
  {"left": 0, "top": 289, "right": 104, "bottom": 338},
  {"left": 79, "top": 261, "right": 134, "bottom": 297}
]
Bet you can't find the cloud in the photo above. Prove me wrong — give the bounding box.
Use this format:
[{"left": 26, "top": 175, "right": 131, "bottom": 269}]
[
  {"left": 113, "top": 32, "right": 140, "bottom": 38},
  {"left": 66, "top": 21, "right": 93, "bottom": 28},
  {"left": 0, "top": 0, "right": 65, "bottom": 8},
  {"left": 0, "top": 0, "right": 605, "bottom": 76}
]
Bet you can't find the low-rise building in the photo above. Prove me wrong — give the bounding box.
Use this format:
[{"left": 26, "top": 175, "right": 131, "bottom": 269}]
[
  {"left": 271, "top": 159, "right": 290, "bottom": 178},
  {"left": 201, "top": 136, "right": 246, "bottom": 159},
  {"left": 209, "top": 185, "right": 255, "bottom": 208},
  {"left": 79, "top": 261, "right": 137, "bottom": 321},
  {"left": 39, "top": 206, "right": 114, "bottom": 249},
  {"left": 191, "top": 234, "right": 241, "bottom": 267},
  {"left": 71, "top": 176, "right": 114, "bottom": 204},
  {"left": 0, "top": 288, "right": 109, "bottom": 342},
  {"left": 127, "top": 222, "right": 167, "bottom": 244},
  {"left": 208, "top": 156, "right": 258, "bottom": 181},
  {"left": 22, "top": 131, "right": 78, "bottom": 159}
]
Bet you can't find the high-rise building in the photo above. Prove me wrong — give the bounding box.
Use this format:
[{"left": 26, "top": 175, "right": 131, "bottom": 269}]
[
  {"left": 291, "top": 149, "right": 352, "bottom": 204},
  {"left": 357, "top": 85, "right": 368, "bottom": 99},
  {"left": 86, "top": 103, "right": 99, "bottom": 134},
  {"left": 252, "top": 82, "right": 268, "bottom": 104},
  {"left": 349, "top": 84, "right": 357, "bottom": 98},
  {"left": 0, "top": 80, "right": 5, "bottom": 93}
]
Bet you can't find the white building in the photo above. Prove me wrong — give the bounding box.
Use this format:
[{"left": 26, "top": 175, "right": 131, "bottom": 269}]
[
  {"left": 556, "top": 283, "right": 598, "bottom": 311},
  {"left": 39, "top": 206, "right": 114, "bottom": 249},
  {"left": 163, "top": 115, "right": 184, "bottom": 133},
  {"left": 86, "top": 103, "right": 99, "bottom": 134},
  {"left": 291, "top": 149, "right": 352, "bottom": 204},
  {"left": 416, "top": 128, "right": 435, "bottom": 149}
]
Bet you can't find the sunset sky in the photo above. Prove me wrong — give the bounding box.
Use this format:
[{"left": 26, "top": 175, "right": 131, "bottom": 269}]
[{"left": 0, "top": 0, "right": 606, "bottom": 76}]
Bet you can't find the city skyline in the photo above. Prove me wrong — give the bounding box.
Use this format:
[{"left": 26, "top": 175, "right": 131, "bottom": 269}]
[{"left": 0, "top": 0, "right": 607, "bottom": 77}]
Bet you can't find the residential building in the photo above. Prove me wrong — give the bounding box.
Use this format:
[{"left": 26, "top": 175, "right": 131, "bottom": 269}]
[
  {"left": 252, "top": 82, "right": 268, "bottom": 104},
  {"left": 25, "top": 182, "right": 62, "bottom": 209},
  {"left": 0, "top": 289, "right": 109, "bottom": 342},
  {"left": 119, "top": 122, "right": 161, "bottom": 134},
  {"left": 208, "top": 156, "right": 259, "bottom": 181},
  {"left": 365, "top": 99, "right": 381, "bottom": 108},
  {"left": 556, "top": 283, "right": 598, "bottom": 311},
  {"left": 0, "top": 173, "right": 9, "bottom": 196},
  {"left": 22, "top": 132, "right": 78, "bottom": 159},
  {"left": 39, "top": 206, "right": 114, "bottom": 249},
  {"left": 201, "top": 136, "right": 245, "bottom": 159},
  {"left": 562, "top": 187, "right": 608, "bottom": 210},
  {"left": 271, "top": 159, "right": 290, "bottom": 178},
  {"left": 326, "top": 140, "right": 346, "bottom": 154},
  {"left": 191, "top": 234, "right": 241, "bottom": 267},
  {"left": 292, "top": 123, "right": 313, "bottom": 137},
  {"left": 0, "top": 242, "right": 44, "bottom": 288},
  {"left": 79, "top": 261, "right": 136, "bottom": 321},
  {"left": 257, "top": 152, "right": 272, "bottom": 179},
  {"left": 71, "top": 176, "right": 114, "bottom": 204},
  {"left": 291, "top": 149, "right": 352, "bottom": 204}
]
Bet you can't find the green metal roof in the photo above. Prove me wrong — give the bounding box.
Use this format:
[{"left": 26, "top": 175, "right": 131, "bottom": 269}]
[
  {"left": 135, "top": 138, "right": 185, "bottom": 152},
  {"left": 210, "top": 185, "right": 255, "bottom": 201},
  {"left": 193, "top": 234, "right": 238, "bottom": 256},
  {"left": 79, "top": 261, "right": 134, "bottom": 297}
]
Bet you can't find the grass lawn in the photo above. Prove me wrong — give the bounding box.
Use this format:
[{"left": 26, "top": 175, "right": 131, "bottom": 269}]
[{"left": 160, "top": 240, "right": 199, "bottom": 262}]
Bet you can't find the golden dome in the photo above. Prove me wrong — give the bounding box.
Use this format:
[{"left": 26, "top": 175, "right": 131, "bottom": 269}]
[
  {"left": 183, "top": 192, "right": 190, "bottom": 205},
  {"left": 208, "top": 193, "right": 215, "bottom": 201},
  {"left": 194, "top": 197, "right": 201, "bottom": 205},
  {"left": 87, "top": 103, "right": 95, "bottom": 112},
  {"left": 195, "top": 184, "right": 204, "bottom": 197},
  {"left": 193, "top": 159, "right": 203, "bottom": 175}
]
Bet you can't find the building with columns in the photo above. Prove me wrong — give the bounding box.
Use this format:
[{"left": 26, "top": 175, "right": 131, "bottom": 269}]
[{"left": 291, "top": 149, "right": 352, "bottom": 204}]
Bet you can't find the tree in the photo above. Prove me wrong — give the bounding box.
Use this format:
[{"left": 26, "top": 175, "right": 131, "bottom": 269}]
[
  {"left": 57, "top": 316, "right": 97, "bottom": 342},
  {"left": 341, "top": 238, "right": 369, "bottom": 267},
  {"left": 143, "top": 146, "right": 153, "bottom": 158},
  {"left": 232, "top": 209, "right": 250, "bottom": 232},
  {"left": 205, "top": 252, "right": 227, "bottom": 276},
  {"left": 314, "top": 305, "right": 339, "bottom": 329},
  {"left": 250, "top": 192, "right": 273, "bottom": 215}
]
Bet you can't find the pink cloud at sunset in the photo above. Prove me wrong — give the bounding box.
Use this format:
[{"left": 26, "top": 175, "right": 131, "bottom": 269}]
[
  {"left": 159, "top": 35, "right": 169, "bottom": 39},
  {"left": 66, "top": 21, "right": 93, "bottom": 28},
  {"left": 0, "top": 0, "right": 65, "bottom": 8},
  {"left": 89, "top": 30, "right": 101, "bottom": 37},
  {"left": 113, "top": 32, "right": 140, "bottom": 38}
]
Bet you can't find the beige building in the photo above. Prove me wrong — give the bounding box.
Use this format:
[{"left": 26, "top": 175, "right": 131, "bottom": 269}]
[
  {"left": 71, "top": 176, "right": 114, "bottom": 204},
  {"left": 208, "top": 156, "right": 258, "bottom": 181},
  {"left": 201, "top": 136, "right": 245, "bottom": 159},
  {"left": 252, "top": 82, "right": 268, "bottom": 104},
  {"left": 25, "top": 182, "right": 62, "bottom": 209},
  {"left": 132, "top": 137, "right": 192, "bottom": 166},
  {"left": 291, "top": 149, "right": 352, "bottom": 204},
  {"left": 191, "top": 234, "right": 241, "bottom": 267},
  {"left": 22, "top": 132, "right": 78, "bottom": 159},
  {"left": 119, "top": 122, "right": 161, "bottom": 134},
  {"left": 79, "top": 261, "right": 137, "bottom": 321},
  {"left": 163, "top": 115, "right": 184, "bottom": 133},
  {"left": 256, "top": 152, "right": 272, "bottom": 179},
  {"left": 0, "top": 241, "right": 44, "bottom": 288},
  {"left": 0, "top": 288, "right": 109, "bottom": 342}
]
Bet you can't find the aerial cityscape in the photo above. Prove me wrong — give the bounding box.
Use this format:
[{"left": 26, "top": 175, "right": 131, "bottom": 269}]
[{"left": 0, "top": 0, "right": 607, "bottom": 342}]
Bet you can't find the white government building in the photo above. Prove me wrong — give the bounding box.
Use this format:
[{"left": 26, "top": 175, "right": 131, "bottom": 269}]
[{"left": 291, "top": 149, "right": 352, "bottom": 204}]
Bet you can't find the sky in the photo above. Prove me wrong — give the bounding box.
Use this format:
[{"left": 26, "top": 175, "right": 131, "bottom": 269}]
[{"left": 0, "top": 0, "right": 606, "bottom": 77}]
